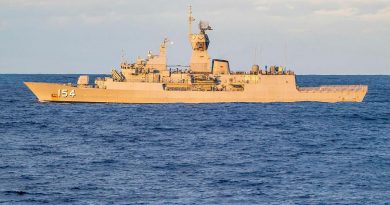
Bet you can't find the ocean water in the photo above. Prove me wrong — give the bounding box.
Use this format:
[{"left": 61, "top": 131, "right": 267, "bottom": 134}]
[{"left": 0, "top": 74, "right": 389, "bottom": 204}]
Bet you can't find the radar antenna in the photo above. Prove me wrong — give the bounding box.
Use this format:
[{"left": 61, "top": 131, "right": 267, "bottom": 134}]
[{"left": 199, "top": 20, "right": 212, "bottom": 33}]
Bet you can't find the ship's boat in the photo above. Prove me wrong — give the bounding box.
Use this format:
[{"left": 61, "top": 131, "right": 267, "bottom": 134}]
[{"left": 25, "top": 7, "right": 368, "bottom": 103}]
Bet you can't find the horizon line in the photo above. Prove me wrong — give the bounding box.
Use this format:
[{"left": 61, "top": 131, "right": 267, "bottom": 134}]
[{"left": 0, "top": 73, "right": 389, "bottom": 76}]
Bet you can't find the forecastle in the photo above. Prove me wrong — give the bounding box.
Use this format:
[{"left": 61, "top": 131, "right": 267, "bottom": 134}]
[{"left": 25, "top": 7, "right": 368, "bottom": 103}]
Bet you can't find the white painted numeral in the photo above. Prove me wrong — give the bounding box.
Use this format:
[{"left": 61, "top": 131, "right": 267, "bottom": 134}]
[
  {"left": 69, "top": 90, "right": 75, "bottom": 97},
  {"left": 58, "top": 89, "right": 76, "bottom": 98},
  {"left": 61, "top": 89, "right": 68, "bottom": 97}
]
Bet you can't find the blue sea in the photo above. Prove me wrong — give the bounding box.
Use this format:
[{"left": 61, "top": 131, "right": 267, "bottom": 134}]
[{"left": 0, "top": 75, "right": 389, "bottom": 204}]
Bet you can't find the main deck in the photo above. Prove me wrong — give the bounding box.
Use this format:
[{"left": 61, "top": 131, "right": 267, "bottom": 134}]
[{"left": 25, "top": 80, "right": 367, "bottom": 104}]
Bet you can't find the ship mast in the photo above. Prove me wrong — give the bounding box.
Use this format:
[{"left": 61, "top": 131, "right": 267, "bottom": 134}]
[
  {"left": 187, "top": 6, "right": 212, "bottom": 73},
  {"left": 188, "top": 5, "right": 195, "bottom": 41}
]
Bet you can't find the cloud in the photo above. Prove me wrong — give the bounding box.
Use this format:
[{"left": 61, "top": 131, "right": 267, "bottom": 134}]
[
  {"left": 0, "top": 19, "right": 7, "bottom": 30},
  {"left": 312, "top": 5, "right": 390, "bottom": 22},
  {"left": 46, "top": 11, "right": 128, "bottom": 27},
  {"left": 1, "top": 0, "right": 178, "bottom": 27},
  {"left": 3, "top": 0, "right": 113, "bottom": 8},
  {"left": 255, "top": 5, "right": 270, "bottom": 11},
  {"left": 0, "top": 0, "right": 389, "bottom": 74},
  {"left": 313, "top": 8, "right": 359, "bottom": 17},
  {"left": 360, "top": 6, "right": 390, "bottom": 21},
  {"left": 249, "top": 0, "right": 389, "bottom": 17},
  {"left": 48, "top": 16, "right": 71, "bottom": 26},
  {"left": 80, "top": 12, "right": 126, "bottom": 25}
]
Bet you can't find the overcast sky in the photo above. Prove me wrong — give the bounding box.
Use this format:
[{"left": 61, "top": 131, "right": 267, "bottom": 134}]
[{"left": 0, "top": 0, "right": 389, "bottom": 74}]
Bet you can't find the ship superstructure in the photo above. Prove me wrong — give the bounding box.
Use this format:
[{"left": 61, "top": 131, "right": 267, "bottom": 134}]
[{"left": 25, "top": 7, "right": 368, "bottom": 103}]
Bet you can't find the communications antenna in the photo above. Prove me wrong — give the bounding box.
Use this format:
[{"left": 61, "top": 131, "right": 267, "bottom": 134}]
[
  {"left": 284, "top": 42, "right": 288, "bottom": 67},
  {"left": 121, "top": 49, "right": 125, "bottom": 64},
  {"left": 188, "top": 5, "right": 195, "bottom": 38},
  {"left": 253, "top": 47, "right": 257, "bottom": 65}
]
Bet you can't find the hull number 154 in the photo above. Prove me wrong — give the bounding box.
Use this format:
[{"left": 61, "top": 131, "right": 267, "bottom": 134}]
[{"left": 58, "top": 89, "right": 75, "bottom": 97}]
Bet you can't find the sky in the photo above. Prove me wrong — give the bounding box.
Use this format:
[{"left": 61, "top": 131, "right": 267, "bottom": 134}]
[{"left": 0, "top": 0, "right": 389, "bottom": 74}]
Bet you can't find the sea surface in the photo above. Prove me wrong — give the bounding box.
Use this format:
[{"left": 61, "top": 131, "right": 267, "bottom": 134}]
[{"left": 0, "top": 75, "right": 389, "bottom": 204}]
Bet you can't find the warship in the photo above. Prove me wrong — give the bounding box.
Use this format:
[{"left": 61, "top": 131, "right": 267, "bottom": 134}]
[{"left": 25, "top": 7, "right": 367, "bottom": 103}]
